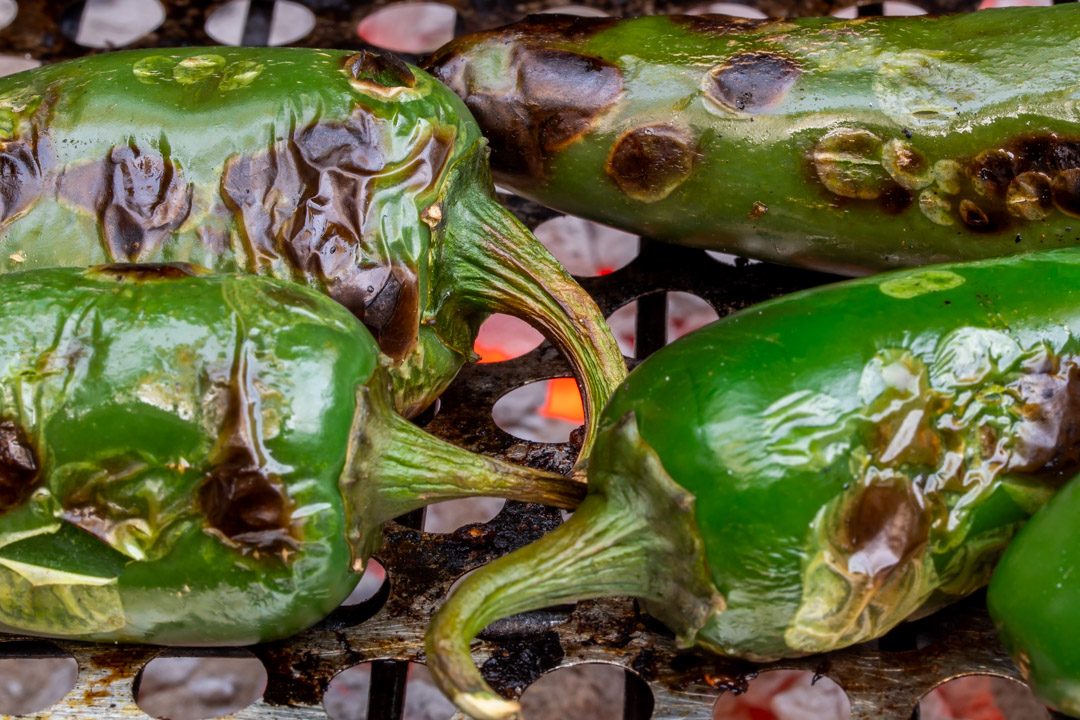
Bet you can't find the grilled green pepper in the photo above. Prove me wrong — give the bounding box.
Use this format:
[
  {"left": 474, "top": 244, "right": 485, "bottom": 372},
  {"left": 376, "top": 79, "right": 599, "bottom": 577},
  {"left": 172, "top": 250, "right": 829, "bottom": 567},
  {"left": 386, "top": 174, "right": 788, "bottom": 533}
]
[
  {"left": 0, "top": 264, "right": 583, "bottom": 646},
  {"left": 424, "top": 249, "right": 1080, "bottom": 719},
  {"left": 429, "top": 6, "right": 1080, "bottom": 275},
  {"left": 0, "top": 46, "right": 625, "bottom": 458},
  {"left": 988, "top": 473, "right": 1080, "bottom": 717}
]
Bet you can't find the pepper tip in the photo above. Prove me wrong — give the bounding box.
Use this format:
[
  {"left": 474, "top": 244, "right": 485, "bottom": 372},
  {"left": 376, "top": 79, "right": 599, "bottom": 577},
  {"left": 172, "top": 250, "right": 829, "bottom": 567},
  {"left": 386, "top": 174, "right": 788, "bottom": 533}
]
[{"left": 453, "top": 691, "right": 522, "bottom": 720}]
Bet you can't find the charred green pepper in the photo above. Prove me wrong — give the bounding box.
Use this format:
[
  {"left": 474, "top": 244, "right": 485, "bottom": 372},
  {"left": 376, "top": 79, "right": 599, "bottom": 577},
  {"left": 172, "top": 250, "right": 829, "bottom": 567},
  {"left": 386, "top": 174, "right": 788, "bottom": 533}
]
[
  {"left": 424, "top": 249, "right": 1080, "bottom": 719},
  {"left": 429, "top": 6, "right": 1080, "bottom": 275},
  {"left": 0, "top": 47, "right": 625, "bottom": 458},
  {"left": 988, "top": 472, "right": 1080, "bottom": 717},
  {"left": 0, "top": 264, "right": 583, "bottom": 645}
]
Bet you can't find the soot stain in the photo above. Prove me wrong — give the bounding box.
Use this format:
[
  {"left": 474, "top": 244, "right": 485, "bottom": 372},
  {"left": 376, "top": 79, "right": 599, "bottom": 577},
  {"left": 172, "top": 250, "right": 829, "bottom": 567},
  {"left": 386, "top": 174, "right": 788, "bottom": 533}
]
[{"left": 879, "top": 184, "right": 913, "bottom": 215}]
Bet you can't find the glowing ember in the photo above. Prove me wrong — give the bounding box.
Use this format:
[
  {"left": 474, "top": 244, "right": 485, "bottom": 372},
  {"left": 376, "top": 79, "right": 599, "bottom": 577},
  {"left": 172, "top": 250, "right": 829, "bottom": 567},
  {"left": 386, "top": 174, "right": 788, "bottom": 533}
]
[
  {"left": 474, "top": 314, "right": 544, "bottom": 364},
  {"left": 540, "top": 377, "right": 585, "bottom": 424}
]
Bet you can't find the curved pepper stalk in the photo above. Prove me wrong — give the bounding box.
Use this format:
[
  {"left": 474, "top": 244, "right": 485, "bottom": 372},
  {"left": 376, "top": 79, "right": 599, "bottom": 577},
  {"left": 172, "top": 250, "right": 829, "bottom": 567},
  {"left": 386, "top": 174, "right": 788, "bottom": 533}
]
[
  {"left": 345, "top": 375, "right": 585, "bottom": 566},
  {"left": 431, "top": 151, "right": 626, "bottom": 465},
  {"left": 424, "top": 414, "right": 721, "bottom": 720},
  {"left": 426, "top": 249, "right": 1080, "bottom": 718}
]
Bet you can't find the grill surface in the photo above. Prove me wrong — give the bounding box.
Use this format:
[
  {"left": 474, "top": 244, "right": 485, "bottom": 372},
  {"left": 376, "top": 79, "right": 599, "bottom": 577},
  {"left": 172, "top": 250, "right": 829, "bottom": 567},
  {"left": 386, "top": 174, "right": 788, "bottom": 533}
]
[{"left": 0, "top": 1, "right": 1068, "bottom": 718}]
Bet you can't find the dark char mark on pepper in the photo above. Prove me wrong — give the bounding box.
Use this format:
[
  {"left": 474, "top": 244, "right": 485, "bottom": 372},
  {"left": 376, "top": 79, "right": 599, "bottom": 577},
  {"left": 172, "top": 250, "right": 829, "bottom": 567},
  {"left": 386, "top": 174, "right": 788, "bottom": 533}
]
[
  {"left": 842, "top": 480, "right": 929, "bottom": 580},
  {"left": 222, "top": 111, "right": 445, "bottom": 361},
  {"left": 705, "top": 52, "right": 801, "bottom": 114},
  {"left": 669, "top": 13, "right": 770, "bottom": 35},
  {"left": 345, "top": 49, "right": 416, "bottom": 89},
  {"left": 499, "top": 14, "right": 620, "bottom": 41},
  {"left": 0, "top": 421, "right": 39, "bottom": 514},
  {"left": 606, "top": 124, "right": 696, "bottom": 202},
  {"left": 809, "top": 132, "right": 1080, "bottom": 232},
  {"left": 962, "top": 134, "right": 1080, "bottom": 228},
  {"left": 0, "top": 133, "right": 50, "bottom": 226},
  {"left": 1011, "top": 360, "right": 1080, "bottom": 472},
  {"left": 431, "top": 45, "right": 622, "bottom": 180},
  {"left": 58, "top": 142, "right": 193, "bottom": 262},
  {"left": 200, "top": 449, "right": 298, "bottom": 558},
  {"left": 200, "top": 331, "right": 299, "bottom": 560},
  {"left": 90, "top": 262, "right": 200, "bottom": 281}
]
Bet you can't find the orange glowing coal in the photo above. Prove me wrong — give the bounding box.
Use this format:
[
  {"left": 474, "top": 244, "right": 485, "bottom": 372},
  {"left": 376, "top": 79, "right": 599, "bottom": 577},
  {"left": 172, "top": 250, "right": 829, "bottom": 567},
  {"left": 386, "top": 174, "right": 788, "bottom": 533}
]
[{"left": 540, "top": 377, "right": 585, "bottom": 424}]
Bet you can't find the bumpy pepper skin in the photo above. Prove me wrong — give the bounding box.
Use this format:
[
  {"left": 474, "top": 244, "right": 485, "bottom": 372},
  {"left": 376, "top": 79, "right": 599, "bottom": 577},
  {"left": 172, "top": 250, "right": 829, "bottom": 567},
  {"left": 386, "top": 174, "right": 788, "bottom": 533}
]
[
  {"left": 988, "top": 474, "right": 1080, "bottom": 717},
  {"left": 429, "top": 6, "right": 1080, "bottom": 275},
  {"left": 425, "top": 249, "right": 1080, "bottom": 720},
  {"left": 0, "top": 47, "right": 625, "bottom": 458},
  {"left": 0, "top": 265, "right": 583, "bottom": 646}
]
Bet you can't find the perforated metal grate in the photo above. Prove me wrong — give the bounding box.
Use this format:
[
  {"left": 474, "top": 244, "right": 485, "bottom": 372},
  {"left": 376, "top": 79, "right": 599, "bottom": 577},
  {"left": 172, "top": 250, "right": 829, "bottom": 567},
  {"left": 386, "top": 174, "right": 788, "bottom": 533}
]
[{"left": 0, "top": 1, "right": 1070, "bottom": 719}]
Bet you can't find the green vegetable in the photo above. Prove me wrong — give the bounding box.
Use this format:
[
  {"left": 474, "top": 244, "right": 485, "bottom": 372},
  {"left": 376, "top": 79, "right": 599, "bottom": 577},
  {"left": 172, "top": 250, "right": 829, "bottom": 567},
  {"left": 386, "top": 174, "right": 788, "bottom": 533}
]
[
  {"left": 988, "top": 473, "right": 1080, "bottom": 717},
  {"left": 428, "top": 6, "right": 1080, "bottom": 275},
  {"left": 0, "top": 264, "right": 583, "bottom": 645},
  {"left": 0, "top": 46, "right": 625, "bottom": 460},
  {"left": 424, "top": 249, "right": 1080, "bottom": 719}
]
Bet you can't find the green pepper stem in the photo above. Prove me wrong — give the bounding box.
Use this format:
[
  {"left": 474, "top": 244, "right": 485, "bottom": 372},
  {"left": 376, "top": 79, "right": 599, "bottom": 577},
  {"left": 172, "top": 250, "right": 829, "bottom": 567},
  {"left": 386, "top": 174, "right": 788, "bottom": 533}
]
[
  {"left": 424, "top": 413, "right": 723, "bottom": 720},
  {"left": 438, "top": 164, "right": 627, "bottom": 470},
  {"left": 342, "top": 378, "right": 586, "bottom": 563}
]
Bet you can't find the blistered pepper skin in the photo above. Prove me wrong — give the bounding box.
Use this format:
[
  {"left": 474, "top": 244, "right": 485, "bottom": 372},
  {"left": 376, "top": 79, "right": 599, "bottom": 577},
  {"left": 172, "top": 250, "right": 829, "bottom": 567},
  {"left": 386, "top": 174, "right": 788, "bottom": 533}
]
[
  {"left": 429, "top": 6, "right": 1080, "bottom": 275},
  {"left": 426, "top": 249, "right": 1080, "bottom": 719},
  {"left": 0, "top": 266, "right": 584, "bottom": 646},
  {"left": 0, "top": 266, "right": 372, "bottom": 644},
  {"left": 0, "top": 47, "right": 626, "bottom": 459}
]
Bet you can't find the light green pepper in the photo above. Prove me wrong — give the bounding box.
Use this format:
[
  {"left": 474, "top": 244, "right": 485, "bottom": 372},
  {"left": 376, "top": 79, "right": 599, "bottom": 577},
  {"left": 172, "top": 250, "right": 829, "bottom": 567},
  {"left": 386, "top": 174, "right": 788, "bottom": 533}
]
[{"left": 0, "top": 264, "right": 582, "bottom": 645}]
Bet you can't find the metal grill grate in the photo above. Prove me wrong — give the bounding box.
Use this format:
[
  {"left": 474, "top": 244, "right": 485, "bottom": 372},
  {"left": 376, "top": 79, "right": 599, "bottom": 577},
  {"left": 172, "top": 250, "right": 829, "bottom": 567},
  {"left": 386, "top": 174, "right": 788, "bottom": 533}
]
[{"left": 0, "top": 1, "right": 1070, "bottom": 718}]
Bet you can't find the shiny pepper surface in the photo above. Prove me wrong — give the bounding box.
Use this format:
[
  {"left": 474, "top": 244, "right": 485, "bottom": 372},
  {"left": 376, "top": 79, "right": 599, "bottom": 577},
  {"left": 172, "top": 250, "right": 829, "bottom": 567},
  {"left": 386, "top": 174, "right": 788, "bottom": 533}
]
[
  {"left": 426, "top": 250, "right": 1080, "bottom": 720},
  {"left": 429, "top": 6, "right": 1080, "bottom": 275},
  {"left": 989, "top": 473, "right": 1080, "bottom": 717},
  {"left": 0, "top": 265, "right": 581, "bottom": 646},
  {"left": 0, "top": 47, "right": 625, "bottom": 458}
]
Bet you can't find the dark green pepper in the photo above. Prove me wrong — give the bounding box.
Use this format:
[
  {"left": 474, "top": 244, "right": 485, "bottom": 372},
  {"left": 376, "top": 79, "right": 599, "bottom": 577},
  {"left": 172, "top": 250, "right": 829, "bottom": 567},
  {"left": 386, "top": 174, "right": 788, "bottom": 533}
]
[
  {"left": 0, "top": 46, "right": 625, "bottom": 459},
  {"left": 0, "top": 264, "right": 582, "bottom": 646},
  {"left": 988, "top": 471, "right": 1080, "bottom": 716},
  {"left": 424, "top": 249, "right": 1080, "bottom": 719},
  {"left": 429, "top": 6, "right": 1080, "bottom": 275}
]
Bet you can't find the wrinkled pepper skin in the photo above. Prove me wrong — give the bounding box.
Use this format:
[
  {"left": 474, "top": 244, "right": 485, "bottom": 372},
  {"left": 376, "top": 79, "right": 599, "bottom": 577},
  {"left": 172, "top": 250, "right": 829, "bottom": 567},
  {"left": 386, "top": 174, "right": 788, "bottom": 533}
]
[
  {"left": 988, "top": 473, "right": 1080, "bottom": 717},
  {"left": 0, "top": 265, "right": 582, "bottom": 646},
  {"left": 426, "top": 250, "right": 1080, "bottom": 720},
  {"left": 429, "top": 6, "right": 1080, "bottom": 275},
  {"left": 0, "top": 47, "right": 625, "bottom": 458}
]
